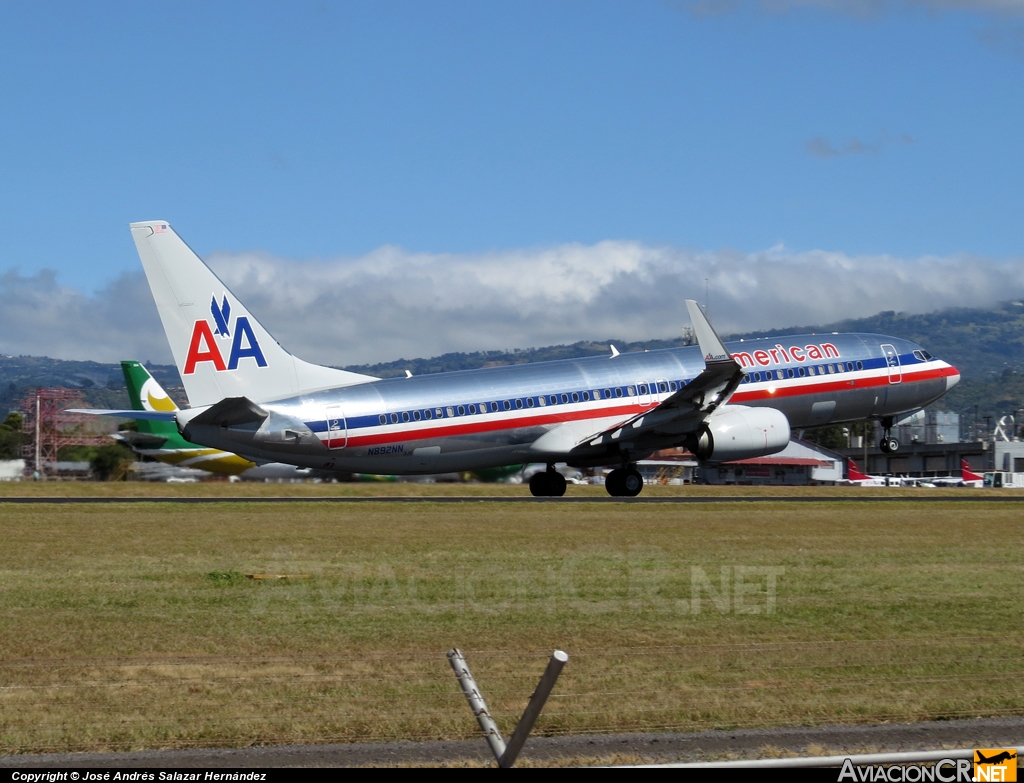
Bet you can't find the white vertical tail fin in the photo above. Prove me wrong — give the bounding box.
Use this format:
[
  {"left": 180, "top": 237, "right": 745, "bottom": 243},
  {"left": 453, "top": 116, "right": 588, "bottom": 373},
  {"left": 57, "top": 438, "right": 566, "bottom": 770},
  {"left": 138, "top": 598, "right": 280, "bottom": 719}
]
[{"left": 130, "top": 221, "right": 376, "bottom": 407}]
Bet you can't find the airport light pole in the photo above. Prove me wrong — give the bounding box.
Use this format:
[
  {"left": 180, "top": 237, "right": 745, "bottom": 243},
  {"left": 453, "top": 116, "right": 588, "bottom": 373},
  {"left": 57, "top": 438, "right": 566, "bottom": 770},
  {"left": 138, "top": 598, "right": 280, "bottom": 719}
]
[{"left": 34, "top": 393, "right": 41, "bottom": 480}]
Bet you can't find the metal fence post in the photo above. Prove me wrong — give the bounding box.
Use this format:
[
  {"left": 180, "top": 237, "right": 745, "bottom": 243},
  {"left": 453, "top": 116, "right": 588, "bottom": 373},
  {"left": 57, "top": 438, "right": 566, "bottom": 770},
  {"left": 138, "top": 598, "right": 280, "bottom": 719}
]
[
  {"left": 447, "top": 647, "right": 569, "bottom": 768},
  {"left": 447, "top": 648, "right": 507, "bottom": 762},
  {"left": 499, "top": 649, "right": 569, "bottom": 768}
]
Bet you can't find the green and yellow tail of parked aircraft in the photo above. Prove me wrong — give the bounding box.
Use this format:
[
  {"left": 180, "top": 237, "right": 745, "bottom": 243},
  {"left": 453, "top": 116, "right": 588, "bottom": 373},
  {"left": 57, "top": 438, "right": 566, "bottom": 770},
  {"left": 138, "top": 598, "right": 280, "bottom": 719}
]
[{"left": 115, "top": 361, "right": 307, "bottom": 478}]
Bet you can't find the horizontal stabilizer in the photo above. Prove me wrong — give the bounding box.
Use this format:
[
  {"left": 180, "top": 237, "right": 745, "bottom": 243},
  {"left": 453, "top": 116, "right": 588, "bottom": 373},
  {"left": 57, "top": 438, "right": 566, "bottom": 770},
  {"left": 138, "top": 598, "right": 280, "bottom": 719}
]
[
  {"left": 67, "top": 409, "right": 178, "bottom": 422},
  {"left": 187, "top": 397, "right": 268, "bottom": 429},
  {"left": 111, "top": 431, "right": 170, "bottom": 450}
]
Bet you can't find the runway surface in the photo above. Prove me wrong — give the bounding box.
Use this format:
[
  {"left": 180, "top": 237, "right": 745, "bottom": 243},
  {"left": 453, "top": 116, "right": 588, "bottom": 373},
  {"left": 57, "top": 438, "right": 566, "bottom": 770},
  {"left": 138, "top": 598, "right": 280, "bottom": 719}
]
[
  {"left": 1, "top": 494, "right": 1023, "bottom": 504},
  {"left": 3, "top": 716, "right": 1022, "bottom": 767}
]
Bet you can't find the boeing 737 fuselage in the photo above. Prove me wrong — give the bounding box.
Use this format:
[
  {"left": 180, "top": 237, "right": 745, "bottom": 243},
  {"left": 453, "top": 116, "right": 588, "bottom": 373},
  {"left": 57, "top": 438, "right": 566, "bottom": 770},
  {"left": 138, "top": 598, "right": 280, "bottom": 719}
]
[
  {"left": 181, "top": 333, "right": 956, "bottom": 481},
  {"left": 78, "top": 222, "right": 961, "bottom": 497}
]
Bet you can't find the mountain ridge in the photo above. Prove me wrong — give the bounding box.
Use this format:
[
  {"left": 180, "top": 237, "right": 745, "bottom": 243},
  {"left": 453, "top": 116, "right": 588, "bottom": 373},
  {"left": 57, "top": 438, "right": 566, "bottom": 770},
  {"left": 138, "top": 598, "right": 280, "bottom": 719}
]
[{"left": 3, "top": 301, "right": 1022, "bottom": 429}]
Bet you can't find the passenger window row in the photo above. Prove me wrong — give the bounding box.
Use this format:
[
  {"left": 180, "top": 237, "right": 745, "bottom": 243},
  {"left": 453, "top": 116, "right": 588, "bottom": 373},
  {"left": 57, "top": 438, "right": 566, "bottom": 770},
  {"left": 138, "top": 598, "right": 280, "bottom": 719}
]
[
  {"left": 741, "top": 361, "right": 864, "bottom": 383},
  {"left": 375, "top": 380, "right": 685, "bottom": 426}
]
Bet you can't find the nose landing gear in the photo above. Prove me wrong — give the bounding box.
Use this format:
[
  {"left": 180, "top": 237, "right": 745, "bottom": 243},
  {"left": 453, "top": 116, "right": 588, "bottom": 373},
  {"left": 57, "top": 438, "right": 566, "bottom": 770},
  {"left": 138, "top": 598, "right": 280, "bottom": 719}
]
[
  {"left": 878, "top": 417, "right": 899, "bottom": 454},
  {"left": 606, "top": 466, "right": 644, "bottom": 497},
  {"left": 529, "top": 465, "right": 567, "bottom": 497}
]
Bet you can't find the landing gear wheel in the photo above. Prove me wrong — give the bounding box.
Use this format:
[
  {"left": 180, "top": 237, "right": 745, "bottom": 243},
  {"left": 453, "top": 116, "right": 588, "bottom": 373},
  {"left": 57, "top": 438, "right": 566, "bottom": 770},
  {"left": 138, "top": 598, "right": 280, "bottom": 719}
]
[
  {"left": 606, "top": 467, "right": 644, "bottom": 497},
  {"left": 879, "top": 436, "right": 899, "bottom": 454},
  {"left": 547, "top": 470, "right": 566, "bottom": 497},
  {"left": 878, "top": 417, "right": 898, "bottom": 454},
  {"left": 622, "top": 468, "right": 644, "bottom": 497},
  {"left": 605, "top": 469, "right": 625, "bottom": 496},
  {"left": 529, "top": 470, "right": 567, "bottom": 497},
  {"left": 529, "top": 472, "right": 549, "bottom": 497}
]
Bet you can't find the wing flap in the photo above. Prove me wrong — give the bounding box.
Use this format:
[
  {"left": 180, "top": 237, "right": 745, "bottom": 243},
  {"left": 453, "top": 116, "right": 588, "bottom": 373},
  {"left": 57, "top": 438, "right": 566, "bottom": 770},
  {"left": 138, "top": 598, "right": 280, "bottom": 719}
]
[
  {"left": 187, "top": 397, "right": 269, "bottom": 429},
  {"left": 590, "top": 300, "right": 743, "bottom": 444},
  {"left": 530, "top": 299, "right": 745, "bottom": 457},
  {"left": 589, "top": 359, "right": 743, "bottom": 447}
]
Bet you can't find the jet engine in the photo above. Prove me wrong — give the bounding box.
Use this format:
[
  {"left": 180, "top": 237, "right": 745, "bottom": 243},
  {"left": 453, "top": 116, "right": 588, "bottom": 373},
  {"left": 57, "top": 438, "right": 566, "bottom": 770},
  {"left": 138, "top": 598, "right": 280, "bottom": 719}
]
[{"left": 684, "top": 405, "right": 790, "bottom": 462}]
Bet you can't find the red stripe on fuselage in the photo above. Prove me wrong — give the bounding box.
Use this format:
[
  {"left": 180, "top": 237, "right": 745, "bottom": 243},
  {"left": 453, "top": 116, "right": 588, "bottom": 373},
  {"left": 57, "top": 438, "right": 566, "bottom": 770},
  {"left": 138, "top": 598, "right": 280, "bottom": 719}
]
[
  {"left": 325, "top": 364, "right": 958, "bottom": 450},
  {"left": 343, "top": 401, "right": 646, "bottom": 448},
  {"left": 731, "top": 364, "right": 956, "bottom": 403}
]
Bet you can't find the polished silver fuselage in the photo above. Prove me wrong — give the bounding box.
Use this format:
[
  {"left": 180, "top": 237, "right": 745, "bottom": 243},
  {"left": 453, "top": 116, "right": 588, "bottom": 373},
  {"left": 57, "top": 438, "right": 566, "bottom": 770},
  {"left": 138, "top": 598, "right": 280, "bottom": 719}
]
[{"left": 183, "top": 332, "right": 959, "bottom": 474}]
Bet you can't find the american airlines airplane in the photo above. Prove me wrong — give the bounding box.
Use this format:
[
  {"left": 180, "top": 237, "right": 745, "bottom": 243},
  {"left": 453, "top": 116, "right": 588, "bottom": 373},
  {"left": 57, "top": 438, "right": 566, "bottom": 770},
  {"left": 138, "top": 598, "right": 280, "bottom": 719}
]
[{"left": 78, "top": 221, "right": 962, "bottom": 497}]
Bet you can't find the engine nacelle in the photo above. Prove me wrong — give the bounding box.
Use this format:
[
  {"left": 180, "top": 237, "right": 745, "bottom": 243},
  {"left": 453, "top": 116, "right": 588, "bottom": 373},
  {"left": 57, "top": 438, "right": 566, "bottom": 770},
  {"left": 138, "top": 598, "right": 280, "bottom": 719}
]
[{"left": 685, "top": 405, "right": 790, "bottom": 462}]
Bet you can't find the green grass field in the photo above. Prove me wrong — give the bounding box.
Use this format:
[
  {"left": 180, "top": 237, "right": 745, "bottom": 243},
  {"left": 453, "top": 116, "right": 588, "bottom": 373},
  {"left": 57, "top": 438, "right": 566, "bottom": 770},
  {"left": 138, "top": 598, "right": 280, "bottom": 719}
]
[{"left": 1, "top": 491, "right": 1022, "bottom": 755}]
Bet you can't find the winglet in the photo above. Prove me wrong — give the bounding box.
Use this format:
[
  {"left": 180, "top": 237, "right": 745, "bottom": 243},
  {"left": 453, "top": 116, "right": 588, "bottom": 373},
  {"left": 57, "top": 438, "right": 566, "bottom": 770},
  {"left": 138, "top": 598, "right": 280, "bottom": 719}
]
[{"left": 685, "top": 300, "right": 732, "bottom": 364}]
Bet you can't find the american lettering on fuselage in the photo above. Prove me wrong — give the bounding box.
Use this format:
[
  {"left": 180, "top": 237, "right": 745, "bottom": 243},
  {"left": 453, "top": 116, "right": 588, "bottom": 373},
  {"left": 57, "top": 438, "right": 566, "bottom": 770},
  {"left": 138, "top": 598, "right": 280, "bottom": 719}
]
[
  {"left": 731, "top": 341, "right": 840, "bottom": 368},
  {"left": 74, "top": 222, "right": 961, "bottom": 497}
]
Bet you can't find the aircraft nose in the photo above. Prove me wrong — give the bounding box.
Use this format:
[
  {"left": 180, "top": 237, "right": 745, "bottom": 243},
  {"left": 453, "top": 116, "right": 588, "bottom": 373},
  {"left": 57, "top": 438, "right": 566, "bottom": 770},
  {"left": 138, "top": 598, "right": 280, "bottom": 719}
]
[{"left": 945, "top": 364, "right": 960, "bottom": 391}]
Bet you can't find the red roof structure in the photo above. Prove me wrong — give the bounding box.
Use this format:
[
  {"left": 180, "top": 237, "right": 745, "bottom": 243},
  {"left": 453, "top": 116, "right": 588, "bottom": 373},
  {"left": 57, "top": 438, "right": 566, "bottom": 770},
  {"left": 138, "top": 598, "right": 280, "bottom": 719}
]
[{"left": 727, "top": 456, "right": 831, "bottom": 466}]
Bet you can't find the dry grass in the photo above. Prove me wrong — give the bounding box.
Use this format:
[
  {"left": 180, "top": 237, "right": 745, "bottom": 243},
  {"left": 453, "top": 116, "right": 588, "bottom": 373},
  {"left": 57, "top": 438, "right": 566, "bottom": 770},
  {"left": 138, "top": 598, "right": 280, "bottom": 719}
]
[{"left": 1, "top": 498, "right": 1022, "bottom": 754}]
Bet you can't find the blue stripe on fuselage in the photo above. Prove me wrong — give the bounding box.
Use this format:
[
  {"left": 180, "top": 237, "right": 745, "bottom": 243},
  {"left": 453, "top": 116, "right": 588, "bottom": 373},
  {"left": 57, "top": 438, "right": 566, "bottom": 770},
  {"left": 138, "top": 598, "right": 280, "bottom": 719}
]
[{"left": 301, "top": 339, "right": 931, "bottom": 435}]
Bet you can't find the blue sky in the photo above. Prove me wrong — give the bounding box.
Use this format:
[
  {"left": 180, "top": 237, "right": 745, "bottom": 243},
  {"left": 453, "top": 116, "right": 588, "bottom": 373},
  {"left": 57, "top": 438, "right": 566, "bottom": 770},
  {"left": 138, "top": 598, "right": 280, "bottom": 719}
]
[{"left": 1, "top": 1, "right": 1022, "bottom": 364}]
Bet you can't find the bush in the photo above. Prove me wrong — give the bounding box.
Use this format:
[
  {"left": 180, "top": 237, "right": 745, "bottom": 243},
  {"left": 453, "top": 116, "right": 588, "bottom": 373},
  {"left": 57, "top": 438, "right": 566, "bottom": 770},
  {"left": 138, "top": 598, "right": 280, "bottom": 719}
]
[
  {"left": 89, "top": 444, "right": 135, "bottom": 481},
  {"left": 0, "top": 412, "right": 24, "bottom": 460}
]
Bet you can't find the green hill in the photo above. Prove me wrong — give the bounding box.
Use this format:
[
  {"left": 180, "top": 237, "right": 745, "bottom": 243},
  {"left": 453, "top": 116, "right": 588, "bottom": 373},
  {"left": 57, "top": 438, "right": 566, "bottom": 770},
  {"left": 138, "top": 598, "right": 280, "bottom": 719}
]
[
  {"left": 733, "top": 301, "right": 1024, "bottom": 380},
  {"left": 0, "top": 355, "right": 184, "bottom": 418}
]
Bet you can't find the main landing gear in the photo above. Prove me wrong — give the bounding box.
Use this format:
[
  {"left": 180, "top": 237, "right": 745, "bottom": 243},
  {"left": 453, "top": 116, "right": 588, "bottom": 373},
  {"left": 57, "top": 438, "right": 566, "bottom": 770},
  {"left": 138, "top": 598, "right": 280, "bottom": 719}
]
[
  {"left": 878, "top": 417, "right": 899, "bottom": 454},
  {"left": 605, "top": 465, "right": 644, "bottom": 497},
  {"left": 529, "top": 466, "right": 567, "bottom": 497}
]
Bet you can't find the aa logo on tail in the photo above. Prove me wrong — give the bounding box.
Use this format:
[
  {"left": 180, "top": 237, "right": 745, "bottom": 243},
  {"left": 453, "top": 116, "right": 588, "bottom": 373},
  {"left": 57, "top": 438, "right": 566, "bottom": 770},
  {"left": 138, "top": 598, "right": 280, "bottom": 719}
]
[{"left": 183, "top": 293, "right": 268, "bottom": 375}]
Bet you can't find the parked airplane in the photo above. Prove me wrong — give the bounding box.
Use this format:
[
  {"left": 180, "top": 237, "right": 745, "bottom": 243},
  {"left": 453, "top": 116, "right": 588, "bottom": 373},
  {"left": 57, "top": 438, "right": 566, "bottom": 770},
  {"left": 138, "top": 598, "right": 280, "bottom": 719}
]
[
  {"left": 76, "top": 221, "right": 961, "bottom": 497},
  {"left": 841, "top": 458, "right": 898, "bottom": 487},
  {"left": 930, "top": 459, "right": 985, "bottom": 488},
  {"left": 114, "top": 360, "right": 320, "bottom": 480}
]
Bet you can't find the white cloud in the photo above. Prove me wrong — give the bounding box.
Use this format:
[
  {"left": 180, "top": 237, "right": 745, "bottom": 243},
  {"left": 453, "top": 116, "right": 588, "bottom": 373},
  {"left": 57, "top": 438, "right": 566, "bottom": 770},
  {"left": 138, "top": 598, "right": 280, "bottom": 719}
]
[
  {"left": 0, "top": 268, "right": 171, "bottom": 365},
  {"left": 4, "top": 243, "right": 1019, "bottom": 367},
  {"left": 805, "top": 133, "right": 914, "bottom": 158}
]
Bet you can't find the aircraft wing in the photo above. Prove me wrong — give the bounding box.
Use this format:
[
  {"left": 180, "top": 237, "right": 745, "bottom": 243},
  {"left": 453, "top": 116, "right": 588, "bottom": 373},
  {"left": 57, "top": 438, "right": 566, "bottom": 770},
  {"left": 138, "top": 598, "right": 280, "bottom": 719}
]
[{"left": 585, "top": 301, "right": 744, "bottom": 448}]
